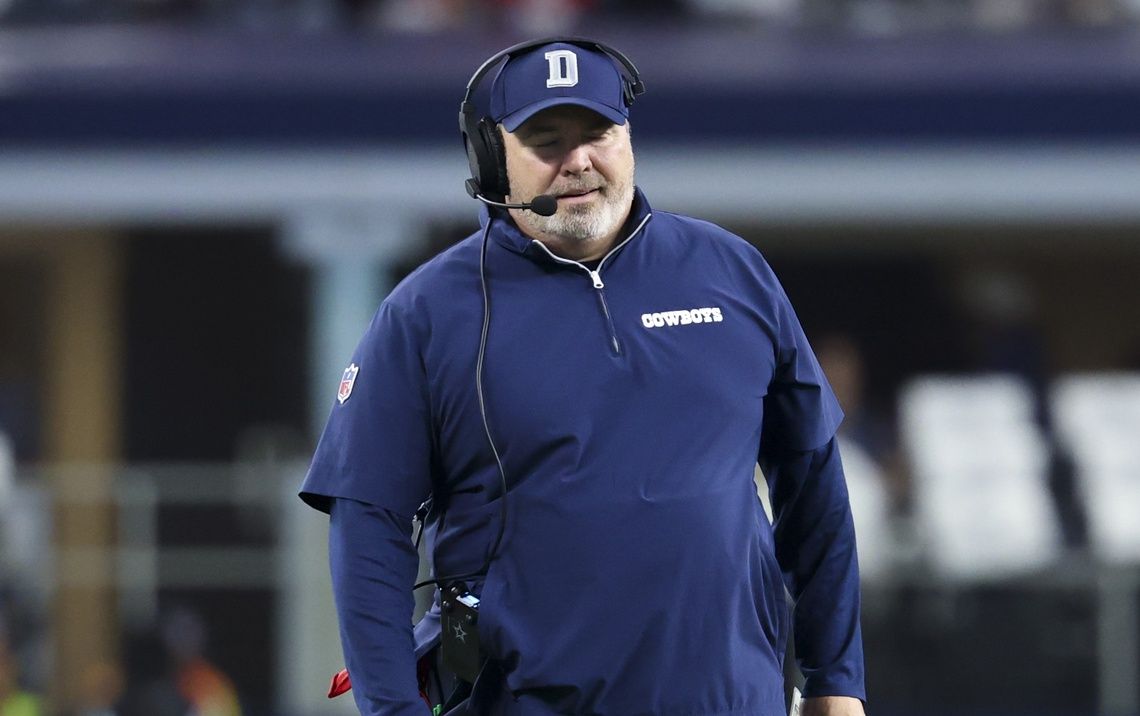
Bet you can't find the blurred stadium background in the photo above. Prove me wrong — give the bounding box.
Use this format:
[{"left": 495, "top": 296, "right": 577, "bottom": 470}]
[{"left": 2, "top": 1, "right": 1140, "bottom": 715}]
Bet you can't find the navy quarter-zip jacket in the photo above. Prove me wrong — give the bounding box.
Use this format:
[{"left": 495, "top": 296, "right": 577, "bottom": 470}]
[{"left": 302, "top": 188, "right": 866, "bottom": 715}]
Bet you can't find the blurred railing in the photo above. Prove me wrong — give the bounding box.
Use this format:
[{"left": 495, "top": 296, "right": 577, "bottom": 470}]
[
  {"left": 2, "top": 383, "right": 1139, "bottom": 715},
  {"left": 1, "top": 460, "right": 345, "bottom": 716}
]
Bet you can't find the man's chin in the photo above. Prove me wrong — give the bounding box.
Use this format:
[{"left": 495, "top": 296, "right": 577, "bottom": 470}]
[
  {"left": 549, "top": 227, "right": 600, "bottom": 244},
  {"left": 561, "top": 203, "right": 594, "bottom": 216}
]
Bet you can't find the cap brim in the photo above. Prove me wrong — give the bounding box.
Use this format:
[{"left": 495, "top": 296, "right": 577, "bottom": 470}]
[{"left": 500, "top": 97, "right": 627, "bottom": 132}]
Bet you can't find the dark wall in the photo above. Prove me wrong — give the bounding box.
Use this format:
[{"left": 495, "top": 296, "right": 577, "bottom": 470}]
[
  {"left": 0, "top": 257, "right": 46, "bottom": 460},
  {"left": 123, "top": 226, "right": 309, "bottom": 461}
]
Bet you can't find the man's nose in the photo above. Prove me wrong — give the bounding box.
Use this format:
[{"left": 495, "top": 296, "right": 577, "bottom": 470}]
[{"left": 560, "top": 142, "right": 592, "bottom": 175}]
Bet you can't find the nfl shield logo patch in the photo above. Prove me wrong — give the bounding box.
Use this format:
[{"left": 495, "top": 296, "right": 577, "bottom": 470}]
[{"left": 337, "top": 363, "right": 359, "bottom": 404}]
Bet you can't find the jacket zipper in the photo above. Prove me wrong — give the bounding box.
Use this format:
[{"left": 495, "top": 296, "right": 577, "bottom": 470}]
[
  {"left": 590, "top": 272, "right": 621, "bottom": 356},
  {"left": 530, "top": 214, "right": 652, "bottom": 357}
]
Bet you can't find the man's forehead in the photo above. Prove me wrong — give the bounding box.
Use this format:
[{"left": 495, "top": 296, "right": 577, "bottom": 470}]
[{"left": 513, "top": 105, "right": 623, "bottom": 135}]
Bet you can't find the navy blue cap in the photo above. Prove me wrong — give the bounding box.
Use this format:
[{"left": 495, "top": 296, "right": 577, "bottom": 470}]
[{"left": 489, "top": 42, "right": 629, "bottom": 132}]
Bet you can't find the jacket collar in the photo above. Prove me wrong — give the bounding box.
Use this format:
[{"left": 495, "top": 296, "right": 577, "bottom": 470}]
[{"left": 480, "top": 186, "right": 653, "bottom": 260}]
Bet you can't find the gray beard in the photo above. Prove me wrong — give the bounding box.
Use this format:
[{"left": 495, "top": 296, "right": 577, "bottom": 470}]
[{"left": 530, "top": 180, "right": 634, "bottom": 248}]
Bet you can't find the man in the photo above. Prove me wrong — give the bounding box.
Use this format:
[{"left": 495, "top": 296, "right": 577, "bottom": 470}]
[{"left": 301, "top": 38, "right": 866, "bottom": 716}]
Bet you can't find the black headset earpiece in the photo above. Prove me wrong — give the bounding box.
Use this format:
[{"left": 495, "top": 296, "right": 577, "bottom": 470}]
[
  {"left": 462, "top": 110, "right": 509, "bottom": 201},
  {"left": 459, "top": 36, "right": 645, "bottom": 203},
  {"left": 478, "top": 118, "right": 510, "bottom": 199}
]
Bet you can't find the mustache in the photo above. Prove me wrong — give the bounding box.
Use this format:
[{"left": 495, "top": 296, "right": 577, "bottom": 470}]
[{"left": 550, "top": 181, "right": 603, "bottom": 196}]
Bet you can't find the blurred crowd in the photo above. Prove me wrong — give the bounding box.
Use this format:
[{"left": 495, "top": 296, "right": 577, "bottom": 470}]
[
  {"left": 2, "top": 437, "right": 247, "bottom": 716},
  {"left": 0, "top": 0, "right": 1136, "bottom": 34},
  {"left": 70, "top": 608, "right": 243, "bottom": 716},
  {"left": 0, "top": 607, "right": 241, "bottom": 716}
]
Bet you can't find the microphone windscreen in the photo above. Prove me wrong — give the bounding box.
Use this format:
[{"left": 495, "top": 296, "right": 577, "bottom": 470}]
[{"left": 529, "top": 195, "right": 557, "bottom": 217}]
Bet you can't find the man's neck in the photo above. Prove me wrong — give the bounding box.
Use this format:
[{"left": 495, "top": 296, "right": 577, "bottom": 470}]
[
  {"left": 533, "top": 233, "right": 617, "bottom": 263},
  {"left": 511, "top": 206, "right": 634, "bottom": 263}
]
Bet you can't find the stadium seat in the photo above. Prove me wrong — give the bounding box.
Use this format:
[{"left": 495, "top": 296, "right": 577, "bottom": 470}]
[
  {"left": 899, "top": 375, "right": 1060, "bottom": 580},
  {"left": 1051, "top": 373, "right": 1140, "bottom": 563}
]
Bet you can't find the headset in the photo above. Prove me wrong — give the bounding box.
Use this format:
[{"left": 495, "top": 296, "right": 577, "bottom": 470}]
[{"left": 459, "top": 36, "right": 646, "bottom": 203}]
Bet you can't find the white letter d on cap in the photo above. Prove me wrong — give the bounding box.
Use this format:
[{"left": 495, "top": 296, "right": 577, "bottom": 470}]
[{"left": 545, "top": 50, "right": 578, "bottom": 88}]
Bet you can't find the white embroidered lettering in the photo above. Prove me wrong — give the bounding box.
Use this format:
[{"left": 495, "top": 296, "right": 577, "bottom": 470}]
[
  {"left": 639, "top": 306, "right": 726, "bottom": 329},
  {"left": 545, "top": 50, "right": 579, "bottom": 88}
]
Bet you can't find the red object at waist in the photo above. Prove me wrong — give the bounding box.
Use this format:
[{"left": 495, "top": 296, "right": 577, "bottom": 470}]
[
  {"left": 327, "top": 662, "right": 434, "bottom": 711},
  {"left": 327, "top": 668, "right": 352, "bottom": 698}
]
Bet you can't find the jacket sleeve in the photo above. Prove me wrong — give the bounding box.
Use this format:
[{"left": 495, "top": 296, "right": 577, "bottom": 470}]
[
  {"left": 329, "top": 497, "right": 430, "bottom": 715},
  {"left": 299, "top": 296, "right": 437, "bottom": 714},
  {"left": 756, "top": 260, "right": 865, "bottom": 701},
  {"left": 300, "top": 298, "right": 435, "bottom": 518},
  {"left": 760, "top": 437, "right": 866, "bottom": 701}
]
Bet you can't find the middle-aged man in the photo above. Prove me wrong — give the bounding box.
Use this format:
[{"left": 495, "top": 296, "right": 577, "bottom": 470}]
[{"left": 300, "top": 38, "right": 867, "bottom": 716}]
